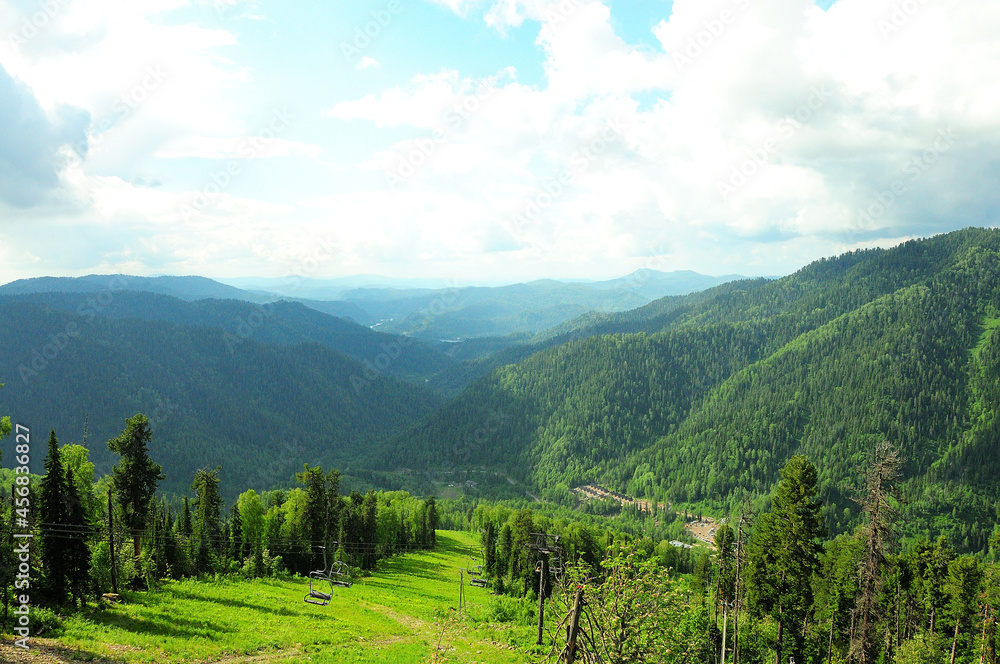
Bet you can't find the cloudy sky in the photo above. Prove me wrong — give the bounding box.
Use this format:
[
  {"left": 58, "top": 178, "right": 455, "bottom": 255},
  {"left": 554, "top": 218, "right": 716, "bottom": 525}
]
[{"left": 0, "top": 0, "right": 998, "bottom": 285}]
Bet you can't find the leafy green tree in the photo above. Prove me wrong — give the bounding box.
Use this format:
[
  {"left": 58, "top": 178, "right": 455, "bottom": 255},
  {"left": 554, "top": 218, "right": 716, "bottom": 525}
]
[
  {"left": 39, "top": 431, "right": 70, "bottom": 606},
  {"left": 107, "top": 414, "right": 164, "bottom": 562},
  {"left": 60, "top": 444, "right": 97, "bottom": 523},
  {"left": 566, "top": 544, "right": 701, "bottom": 664},
  {"left": 238, "top": 490, "right": 266, "bottom": 575},
  {"left": 426, "top": 495, "right": 439, "bottom": 547},
  {"left": 746, "top": 455, "right": 826, "bottom": 664}
]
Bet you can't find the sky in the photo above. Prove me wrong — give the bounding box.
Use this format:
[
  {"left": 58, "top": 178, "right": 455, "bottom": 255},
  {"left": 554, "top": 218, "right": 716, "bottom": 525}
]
[{"left": 0, "top": 0, "right": 998, "bottom": 286}]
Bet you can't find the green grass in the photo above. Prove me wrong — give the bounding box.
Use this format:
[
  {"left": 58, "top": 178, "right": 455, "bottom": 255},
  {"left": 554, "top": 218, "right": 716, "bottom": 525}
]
[{"left": 42, "top": 532, "right": 543, "bottom": 663}]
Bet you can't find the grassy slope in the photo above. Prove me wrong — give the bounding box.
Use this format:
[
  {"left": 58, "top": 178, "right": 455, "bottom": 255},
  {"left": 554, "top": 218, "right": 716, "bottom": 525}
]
[{"left": 2, "top": 532, "right": 537, "bottom": 664}]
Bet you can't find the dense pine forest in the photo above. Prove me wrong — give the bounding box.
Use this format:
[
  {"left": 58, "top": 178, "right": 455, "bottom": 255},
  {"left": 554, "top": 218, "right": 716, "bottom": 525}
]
[
  {"left": 0, "top": 414, "right": 440, "bottom": 617},
  {"left": 381, "top": 228, "right": 1000, "bottom": 552},
  {"left": 5, "top": 418, "right": 997, "bottom": 664},
  {"left": 2, "top": 229, "right": 1000, "bottom": 662}
]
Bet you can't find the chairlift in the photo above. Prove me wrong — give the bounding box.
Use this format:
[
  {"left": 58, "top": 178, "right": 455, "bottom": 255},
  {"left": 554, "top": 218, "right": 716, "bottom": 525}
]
[
  {"left": 550, "top": 557, "right": 565, "bottom": 579},
  {"left": 468, "top": 556, "right": 489, "bottom": 588},
  {"left": 304, "top": 545, "right": 352, "bottom": 606}
]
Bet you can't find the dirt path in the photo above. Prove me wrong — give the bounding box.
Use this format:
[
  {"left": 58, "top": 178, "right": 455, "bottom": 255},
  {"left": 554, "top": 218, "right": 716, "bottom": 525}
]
[
  {"left": 0, "top": 637, "right": 126, "bottom": 663},
  {"left": 0, "top": 639, "right": 316, "bottom": 664}
]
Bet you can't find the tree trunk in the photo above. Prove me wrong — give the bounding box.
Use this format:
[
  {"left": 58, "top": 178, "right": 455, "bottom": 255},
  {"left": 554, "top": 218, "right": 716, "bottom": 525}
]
[
  {"left": 828, "top": 606, "right": 836, "bottom": 664},
  {"left": 563, "top": 588, "right": 584, "bottom": 664},
  {"left": 896, "top": 581, "right": 899, "bottom": 649},
  {"left": 775, "top": 619, "right": 783, "bottom": 664},
  {"left": 951, "top": 619, "right": 960, "bottom": 664}
]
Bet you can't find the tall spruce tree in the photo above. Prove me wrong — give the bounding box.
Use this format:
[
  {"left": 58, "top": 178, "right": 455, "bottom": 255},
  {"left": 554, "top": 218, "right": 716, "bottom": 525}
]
[
  {"left": 746, "top": 455, "right": 826, "bottom": 664},
  {"left": 64, "top": 467, "right": 91, "bottom": 606},
  {"left": 298, "top": 464, "right": 327, "bottom": 550},
  {"left": 180, "top": 496, "right": 193, "bottom": 537},
  {"left": 425, "top": 496, "right": 439, "bottom": 548},
  {"left": 107, "top": 414, "right": 164, "bottom": 562},
  {"left": 39, "top": 430, "right": 70, "bottom": 606},
  {"left": 191, "top": 467, "right": 222, "bottom": 573}
]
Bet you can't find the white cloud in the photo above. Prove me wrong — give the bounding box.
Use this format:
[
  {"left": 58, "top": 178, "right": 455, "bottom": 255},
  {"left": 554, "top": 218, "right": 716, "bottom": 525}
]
[
  {"left": 404, "top": 0, "right": 1000, "bottom": 267},
  {"left": 3, "top": 0, "right": 1000, "bottom": 284}
]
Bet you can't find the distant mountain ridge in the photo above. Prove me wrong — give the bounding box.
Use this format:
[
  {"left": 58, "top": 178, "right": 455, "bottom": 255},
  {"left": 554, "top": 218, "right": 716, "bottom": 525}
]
[
  {"left": 0, "top": 291, "right": 456, "bottom": 384},
  {"left": 372, "top": 228, "right": 1000, "bottom": 551},
  {"left": 1, "top": 270, "right": 744, "bottom": 340},
  {"left": 0, "top": 274, "right": 267, "bottom": 302},
  {"left": 0, "top": 297, "right": 444, "bottom": 497}
]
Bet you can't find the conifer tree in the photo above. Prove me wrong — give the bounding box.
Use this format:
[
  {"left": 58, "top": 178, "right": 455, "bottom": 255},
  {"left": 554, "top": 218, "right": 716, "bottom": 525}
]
[
  {"left": 746, "top": 455, "right": 826, "bottom": 664},
  {"left": 107, "top": 414, "right": 164, "bottom": 562},
  {"left": 181, "top": 496, "right": 193, "bottom": 537},
  {"left": 191, "top": 467, "right": 222, "bottom": 573},
  {"left": 426, "top": 496, "right": 439, "bottom": 547},
  {"left": 39, "top": 430, "right": 70, "bottom": 606},
  {"left": 64, "top": 467, "right": 91, "bottom": 606}
]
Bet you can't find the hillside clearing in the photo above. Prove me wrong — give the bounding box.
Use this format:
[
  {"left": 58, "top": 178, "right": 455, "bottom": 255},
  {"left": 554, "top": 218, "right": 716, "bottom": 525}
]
[{"left": 1, "top": 531, "right": 538, "bottom": 664}]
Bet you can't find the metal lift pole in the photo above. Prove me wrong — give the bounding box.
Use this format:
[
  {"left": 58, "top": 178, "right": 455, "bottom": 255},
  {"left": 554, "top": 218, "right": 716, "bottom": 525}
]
[{"left": 537, "top": 553, "right": 548, "bottom": 646}]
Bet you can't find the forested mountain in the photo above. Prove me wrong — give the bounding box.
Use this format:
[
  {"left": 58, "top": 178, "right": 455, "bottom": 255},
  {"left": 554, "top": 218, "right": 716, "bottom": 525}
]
[
  {"left": 348, "top": 271, "right": 740, "bottom": 340},
  {"left": 0, "top": 274, "right": 270, "bottom": 302},
  {"left": 0, "top": 274, "right": 375, "bottom": 324},
  {"left": 0, "top": 291, "right": 456, "bottom": 382},
  {"left": 0, "top": 299, "right": 443, "bottom": 496},
  {"left": 376, "top": 228, "right": 1000, "bottom": 551}
]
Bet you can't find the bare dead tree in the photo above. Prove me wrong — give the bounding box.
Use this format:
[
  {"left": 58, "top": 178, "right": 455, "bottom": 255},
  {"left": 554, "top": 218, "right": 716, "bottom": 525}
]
[
  {"left": 732, "top": 496, "right": 756, "bottom": 664},
  {"left": 850, "top": 440, "right": 904, "bottom": 664}
]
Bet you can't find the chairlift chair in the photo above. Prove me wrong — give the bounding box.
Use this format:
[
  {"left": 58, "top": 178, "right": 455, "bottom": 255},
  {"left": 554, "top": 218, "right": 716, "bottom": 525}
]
[
  {"left": 304, "top": 545, "right": 352, "bottom": 606},
  {"left": 468, "top": 556, "right": 489, "bottom": 588}
]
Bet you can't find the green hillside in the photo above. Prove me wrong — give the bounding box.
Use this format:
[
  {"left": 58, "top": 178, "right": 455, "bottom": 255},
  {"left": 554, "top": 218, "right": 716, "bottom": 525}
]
[
  {"left": 0, "top": 300, "right": 443, "bottom": 496},
  {"left": 0, "top": 291, "right": 456, "bottom": 383},
  {"left": 377, "top": 228, "right": 1000, "bottom": 550},
  {"left": 0, "top": 531, "right": 538, "bottom": 664}
]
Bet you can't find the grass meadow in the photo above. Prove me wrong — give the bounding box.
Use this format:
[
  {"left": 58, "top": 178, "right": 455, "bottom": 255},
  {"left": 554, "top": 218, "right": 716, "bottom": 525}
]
[{"left": 2, "top": 531, "right": 545, "bottom": 664}]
